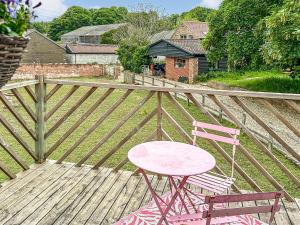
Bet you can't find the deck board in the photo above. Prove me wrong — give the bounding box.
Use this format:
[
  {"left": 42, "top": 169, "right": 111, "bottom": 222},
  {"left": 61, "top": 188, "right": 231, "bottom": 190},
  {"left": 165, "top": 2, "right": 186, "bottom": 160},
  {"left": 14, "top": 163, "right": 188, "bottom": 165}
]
[{"left": 0, "top": 162, "right": 298, "bottom": 225}]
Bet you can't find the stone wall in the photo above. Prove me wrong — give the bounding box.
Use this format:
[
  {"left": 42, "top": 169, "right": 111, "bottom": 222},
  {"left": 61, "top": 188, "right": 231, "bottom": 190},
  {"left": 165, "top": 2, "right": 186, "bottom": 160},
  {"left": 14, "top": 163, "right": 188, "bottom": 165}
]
[
  {"left": 13, "top": 64, "right": 122, "bottom": 80},
  {"left": 22, "top": 30, "right": 67, "bottom": 64}
]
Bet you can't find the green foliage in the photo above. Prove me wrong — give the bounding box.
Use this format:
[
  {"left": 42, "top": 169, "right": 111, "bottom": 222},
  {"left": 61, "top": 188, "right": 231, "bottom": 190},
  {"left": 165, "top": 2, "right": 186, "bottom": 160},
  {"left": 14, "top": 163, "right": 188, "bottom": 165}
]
[
  {"left": 48, "top": 6, "right": 92, "bottom": 41},
  {"left": 100, "top": 29, "right": 119, "bottom": 44},
  {"left": 118, "top": 41, "right": 150, "bottom": 73},
  {"left": 197, "top": 70, "right": 300, "bottom": 93},
  {"left": 90, "top": 7, "right": 127, "bottom": 25},
  {"left": 181, "top": 6, "right": 214, "bottom": 22},
  {"left": 0, "top": 2, "right": 30, "bottom": 36},
  {"left": 30, "top": 21, "right": 50, "bottom": 34},
  {"left": 261, "top": 0, "right": 300, "bottom": 69},
  {"left": 202, "top": 0, "right": 284, "bottom": 71}
]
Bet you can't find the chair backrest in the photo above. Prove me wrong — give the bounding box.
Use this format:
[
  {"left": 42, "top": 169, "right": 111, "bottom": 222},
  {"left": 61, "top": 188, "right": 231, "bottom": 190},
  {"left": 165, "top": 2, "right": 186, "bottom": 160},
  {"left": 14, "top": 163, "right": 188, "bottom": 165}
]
[
  {"left": 203, "top": 192, "right": 284, "bottom": 225},
  {"left": 192, "top": 121, "right": 240, "bottom": 178}
]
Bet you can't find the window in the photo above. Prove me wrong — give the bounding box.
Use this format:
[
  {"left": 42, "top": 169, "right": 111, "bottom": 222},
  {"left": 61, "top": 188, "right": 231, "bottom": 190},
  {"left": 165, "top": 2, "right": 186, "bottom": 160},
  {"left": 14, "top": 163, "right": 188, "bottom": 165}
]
[
  {"left": 188, "top": 35, "right": 193, "bottom": 39},
  {"left": 175, "top": 58, "right": 186, "bottom": 68},
  {"left": 180, "top": 35, "right": 187, "bottom": 39}
]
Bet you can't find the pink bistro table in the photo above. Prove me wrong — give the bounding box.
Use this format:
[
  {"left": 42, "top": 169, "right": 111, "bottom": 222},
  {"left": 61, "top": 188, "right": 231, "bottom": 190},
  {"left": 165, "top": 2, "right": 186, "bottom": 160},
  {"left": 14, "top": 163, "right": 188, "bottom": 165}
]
[{"left": 128, "top": 141, "right": 216, "bottom": 225}]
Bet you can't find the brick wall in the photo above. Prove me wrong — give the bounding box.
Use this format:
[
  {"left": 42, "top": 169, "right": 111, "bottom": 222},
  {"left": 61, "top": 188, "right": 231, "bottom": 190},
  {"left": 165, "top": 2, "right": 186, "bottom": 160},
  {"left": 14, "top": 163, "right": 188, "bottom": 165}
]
[
  {"left": 13, "top": 64, "right": 121, "bottom": 80},
  {"left": 165, "top": 57, "right": 198, "bottom": 83}
]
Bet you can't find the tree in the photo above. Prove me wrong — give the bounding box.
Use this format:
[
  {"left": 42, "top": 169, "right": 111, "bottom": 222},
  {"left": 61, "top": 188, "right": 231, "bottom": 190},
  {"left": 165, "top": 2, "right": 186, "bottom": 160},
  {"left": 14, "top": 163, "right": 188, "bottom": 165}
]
[
  {"left": 181, "top": 6, "right": 214, "bottom": 22},
  {"left": 118, "top": 41, "right": 150, "bottom": 73},
  {"left": 116, "top": 4, "right": 171, "bottom": 73},
  {"left": 48, "top": 6, "right": 92, "bottom": 41},
  {"left": 30, "top": 21, "right": 50, "bottom": 34},
  {"left": 202, "top": 0, "right": 284, "bottom": 71},
  {"left": 261, "top": 0, "right": 300, "bottom": 69},
  {"left": 100, "top": 29, "right": 119, "bottom": 44},
  {"left": 90, "top": 7, "right": 128, "bottom": 25}
]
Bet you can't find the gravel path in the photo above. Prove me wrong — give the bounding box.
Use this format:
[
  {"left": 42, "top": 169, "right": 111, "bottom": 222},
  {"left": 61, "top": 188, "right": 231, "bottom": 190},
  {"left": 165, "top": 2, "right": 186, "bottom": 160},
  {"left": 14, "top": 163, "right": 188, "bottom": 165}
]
[{"left": 134, "top": 74, "right": 300, "bottom": 163}]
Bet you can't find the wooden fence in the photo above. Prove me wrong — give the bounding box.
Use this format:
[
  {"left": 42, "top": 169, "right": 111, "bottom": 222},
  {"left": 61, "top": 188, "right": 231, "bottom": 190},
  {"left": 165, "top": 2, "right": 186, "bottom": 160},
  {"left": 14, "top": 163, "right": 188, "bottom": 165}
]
[{"left": 0, "top": 77, "right": 300, "bottom": 201}]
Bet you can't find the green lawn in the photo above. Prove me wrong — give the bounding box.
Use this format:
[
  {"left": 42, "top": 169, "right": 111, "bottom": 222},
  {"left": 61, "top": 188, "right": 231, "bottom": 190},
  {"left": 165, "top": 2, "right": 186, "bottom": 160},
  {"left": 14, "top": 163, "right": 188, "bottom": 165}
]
[
  {"left": 197, "top": 70, "right": 300, "bottom": 94},
  {"left": 0, "top": 77, "right": 299, "bottom": 197}
]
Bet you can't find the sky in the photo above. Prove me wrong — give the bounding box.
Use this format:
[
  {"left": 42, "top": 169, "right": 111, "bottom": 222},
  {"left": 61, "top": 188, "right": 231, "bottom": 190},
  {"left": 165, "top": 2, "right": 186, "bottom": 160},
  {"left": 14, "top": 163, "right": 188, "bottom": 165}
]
[{"left": 33, "top": 0, "right": 222, "bottom": 21}]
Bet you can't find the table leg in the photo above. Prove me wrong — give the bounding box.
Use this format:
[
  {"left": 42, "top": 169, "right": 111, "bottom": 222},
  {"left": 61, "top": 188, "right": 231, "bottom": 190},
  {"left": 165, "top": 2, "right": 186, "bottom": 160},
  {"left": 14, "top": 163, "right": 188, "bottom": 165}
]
[
  {"left": 157, "top": 176, "right": 189, "bottom": 225},
  {"left": 139, "top": 169, "right": 170, "bottom": 225}
]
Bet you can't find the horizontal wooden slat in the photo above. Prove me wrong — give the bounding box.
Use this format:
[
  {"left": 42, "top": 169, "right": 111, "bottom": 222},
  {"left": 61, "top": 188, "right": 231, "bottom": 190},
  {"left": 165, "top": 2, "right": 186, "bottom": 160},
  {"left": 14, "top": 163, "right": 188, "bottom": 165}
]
[
  {"left": 0, "top": 80, "right": 38, "bottom": 91},
  {"left": 192, "top": 130, "right": 240, "bottom": 145},
  {"left": 44, "top": 79, "right": 300, "bottom": 100},
  {"left": 193, "top": 121, "right": 240, "bottom": 135}
]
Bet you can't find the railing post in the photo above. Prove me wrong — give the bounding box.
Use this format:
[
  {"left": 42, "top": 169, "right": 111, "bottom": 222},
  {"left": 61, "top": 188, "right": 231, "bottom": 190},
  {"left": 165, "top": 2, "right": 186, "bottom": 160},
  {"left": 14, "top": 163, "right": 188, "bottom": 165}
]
[
  {"left": 142, "top": 74, "right": 145, "bottom": 85},
  {"left": 157, "top": 92, "right": 163, "bottom": 141},
  {"left": 35, "top": 75, "right": 46, "bottom": 163}
]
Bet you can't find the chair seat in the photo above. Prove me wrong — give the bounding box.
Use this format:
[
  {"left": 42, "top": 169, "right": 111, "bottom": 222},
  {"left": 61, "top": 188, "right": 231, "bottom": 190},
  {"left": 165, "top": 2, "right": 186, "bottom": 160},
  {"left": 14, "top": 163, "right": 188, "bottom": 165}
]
[{"left": 176, "top": 172, "right": 235, "bottom": 194}]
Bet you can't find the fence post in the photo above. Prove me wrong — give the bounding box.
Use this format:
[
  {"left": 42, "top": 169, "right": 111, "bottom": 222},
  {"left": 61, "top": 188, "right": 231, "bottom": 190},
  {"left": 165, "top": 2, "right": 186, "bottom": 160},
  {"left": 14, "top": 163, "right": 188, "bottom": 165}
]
[
  {"left": 152, "top": 77, "right": 155, "bottom": 86},
  {"left": 35, "top": 75, "right": 46, "bottom": 163},
  {"left": 174, "top": 83, "right": 178, "bottom": 99},
  {"left": 157, "top": 92, "right": 163, "bottom": 141},
  {"left": 142, "top": 74, "right": 145, "bottom": 85}
]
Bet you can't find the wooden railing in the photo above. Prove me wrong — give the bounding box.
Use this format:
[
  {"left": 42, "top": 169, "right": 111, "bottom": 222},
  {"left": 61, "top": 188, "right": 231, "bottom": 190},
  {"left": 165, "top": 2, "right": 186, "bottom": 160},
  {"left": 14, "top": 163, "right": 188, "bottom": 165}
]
[{"left": 0, "top": 76, "right": 299, "bottom": 202}]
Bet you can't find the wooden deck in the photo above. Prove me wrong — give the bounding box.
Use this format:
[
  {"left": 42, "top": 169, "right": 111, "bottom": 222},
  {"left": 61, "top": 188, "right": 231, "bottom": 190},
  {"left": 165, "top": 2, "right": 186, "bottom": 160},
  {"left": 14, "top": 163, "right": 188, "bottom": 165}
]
[{"left": 0, "top": 161, "right": 299, "bottom": 225}]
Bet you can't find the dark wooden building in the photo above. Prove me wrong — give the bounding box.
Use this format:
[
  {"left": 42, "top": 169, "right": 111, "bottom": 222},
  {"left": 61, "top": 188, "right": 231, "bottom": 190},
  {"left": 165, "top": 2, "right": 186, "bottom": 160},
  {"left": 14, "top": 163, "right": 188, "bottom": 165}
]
[
  {"left": 22, "top": 30, "right": 67, "bottom": 64},
  {"left": 148, "top": 39, "right": 227, "bottom": 83}
]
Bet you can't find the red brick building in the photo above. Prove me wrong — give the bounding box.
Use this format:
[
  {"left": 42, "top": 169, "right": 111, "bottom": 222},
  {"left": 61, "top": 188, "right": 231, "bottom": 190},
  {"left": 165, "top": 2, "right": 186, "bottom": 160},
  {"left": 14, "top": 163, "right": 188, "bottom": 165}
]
[
  {"left": 148, "top": 39, "right": 209, "bottom": 83},
  {"left": 148, "top": 21, "right": 227, "bottom": 83}
]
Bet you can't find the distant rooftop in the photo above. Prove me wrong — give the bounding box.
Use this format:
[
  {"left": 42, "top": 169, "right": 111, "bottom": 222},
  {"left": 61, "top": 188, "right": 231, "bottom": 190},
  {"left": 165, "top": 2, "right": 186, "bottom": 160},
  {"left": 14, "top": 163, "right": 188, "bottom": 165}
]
[
  {"left": 175, "top": 21, "right": 209, "bottom": 39},
  {"left": 61, "top": 23, "right": 126, "bottom": 37},
  {"left": 149, "top": 30, "right": 176, "bottom": 43},
  {"left": 66, "top": 43, "right": 118, "bottom": 54},
  {"left": 165, "top": 39, "right": 205, "bottom": 55}
]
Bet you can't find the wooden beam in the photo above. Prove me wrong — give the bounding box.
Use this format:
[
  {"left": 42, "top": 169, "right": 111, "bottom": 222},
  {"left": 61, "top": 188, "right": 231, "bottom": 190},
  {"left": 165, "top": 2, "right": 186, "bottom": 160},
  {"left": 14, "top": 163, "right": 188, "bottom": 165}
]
[
  {"left": 24, "top": 86, "right": 37, "bottom": 103},
  {"left": 260, "top": 99, "right": 300, "bottom": 139},
  {"left": 162, "top": 129, "right": 174, "bottom": 141},
  {"left": 44, "top": 79, "right": 300, "bottom": 100},
  {"left": 45, "top": 88, "right": 114, "bottom": 158},
  {"left": 45, "top": 87, "right": 97, "bottom": 139},
  {"left": 231, "top": 96, "right": 300, "bottom": 163},
  {"left": 0, "top": 80, "right": 38, "bottom": 91},
  {"left": 0, "top": 113, "right": 37, "bottom": 161},
  {"left": 35, "top": 75, "right": 46, "bottom": 163},
  {"left": 76, "top": 91, "right": 155, "bottom": 167},
  {"left": 0, "top": 137, "right": 29, "bottom": 170},
  {"left": 284, "top": 100, "right": 300, "bottom": 114},
  {"left": 93, "top": 109, "right": 157, "bottom": 169},
  {"left": 55, "top": 90, "right": 133, "bottom": 163},
  {"left": 45, "top": 84, "right": 63, "bottom": 102},
  {"left": 157, "top": 92, "right": 163, "bottom": 141},
  {"left": 11, "top": 88, "right": 37, "bottom": 122},
  {"left": 0, "top": 92, "right": 37, "bottom": 140},
  {"left": 0, "top": 160, "right": 16, "bottom": 179},
  {"left": 44, "top": 85, "right": 79, "bottom": 121}
]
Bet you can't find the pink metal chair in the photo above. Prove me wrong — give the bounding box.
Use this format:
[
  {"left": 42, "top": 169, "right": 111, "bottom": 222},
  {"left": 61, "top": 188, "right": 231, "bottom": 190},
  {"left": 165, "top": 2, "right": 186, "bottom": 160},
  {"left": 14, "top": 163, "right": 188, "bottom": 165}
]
[
  {"left": 177, "top": 121, "right": 240, "bottom": 194},
  {"left": 172, "top": 191, "right": 284, "bottom": 225}
]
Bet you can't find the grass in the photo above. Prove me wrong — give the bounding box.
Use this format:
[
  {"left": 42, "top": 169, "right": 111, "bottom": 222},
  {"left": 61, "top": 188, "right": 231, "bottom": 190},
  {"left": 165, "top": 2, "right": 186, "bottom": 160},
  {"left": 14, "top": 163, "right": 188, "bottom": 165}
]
[
  {"left": 0, "top": 77, "right": 299, "bottom": 197},
  {"left": 197, "top": 70, "right": 300, "bottom": 94}
]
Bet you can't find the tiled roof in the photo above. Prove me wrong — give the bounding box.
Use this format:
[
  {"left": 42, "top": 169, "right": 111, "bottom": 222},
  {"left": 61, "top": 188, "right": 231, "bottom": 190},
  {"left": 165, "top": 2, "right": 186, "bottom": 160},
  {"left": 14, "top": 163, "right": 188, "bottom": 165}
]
[
  {"left": 66, "top": 44, "right": 118, "bottom": 54},
  {"left": 166, "top": 39, "right": 205, "bottom": 55},
  {"left": 177, "top": 21, "right": 209, "bottom": 39},
  {"left": 61, "top": 23, "right": 126, "bottom": 37},
  {"left": 149, "top": 30, "right": 176, "bottom": 43}
]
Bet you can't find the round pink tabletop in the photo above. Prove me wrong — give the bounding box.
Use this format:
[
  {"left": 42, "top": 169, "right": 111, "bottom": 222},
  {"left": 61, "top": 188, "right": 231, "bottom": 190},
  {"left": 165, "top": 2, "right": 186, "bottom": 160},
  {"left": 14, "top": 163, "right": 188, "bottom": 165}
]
[{"left": 128, "top": 141, "right": 216, "bottom": 176}]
